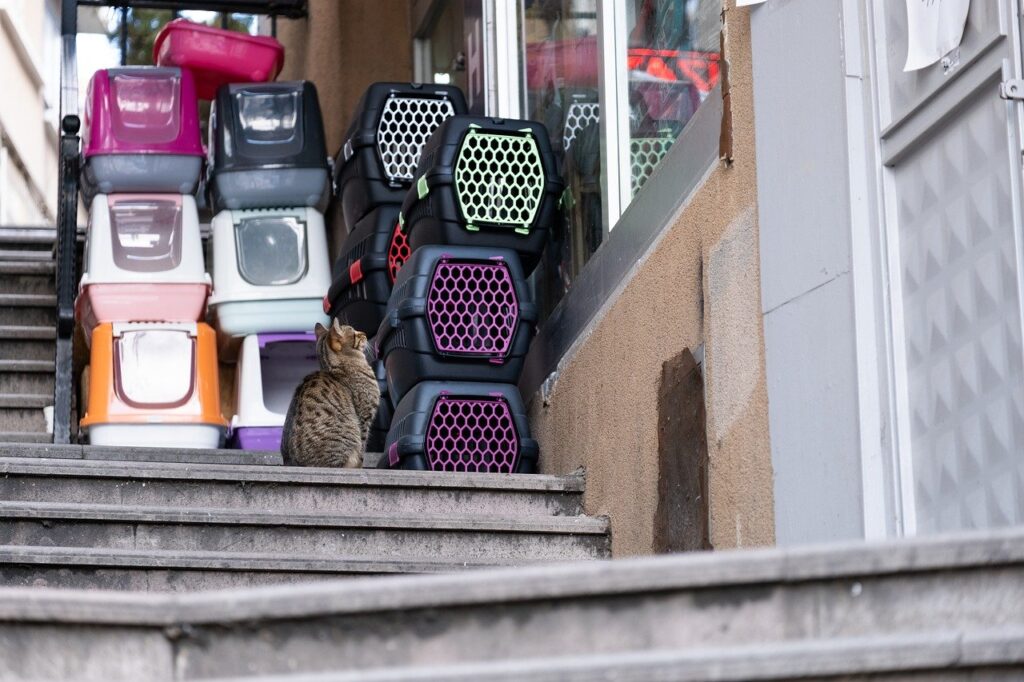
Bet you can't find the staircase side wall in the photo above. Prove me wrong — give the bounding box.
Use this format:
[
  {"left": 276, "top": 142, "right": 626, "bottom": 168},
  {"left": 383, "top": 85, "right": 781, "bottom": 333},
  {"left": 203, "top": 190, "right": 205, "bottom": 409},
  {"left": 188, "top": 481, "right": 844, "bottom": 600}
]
[{"left": 528, "top": 2, "right": 774, "bottom": 556}]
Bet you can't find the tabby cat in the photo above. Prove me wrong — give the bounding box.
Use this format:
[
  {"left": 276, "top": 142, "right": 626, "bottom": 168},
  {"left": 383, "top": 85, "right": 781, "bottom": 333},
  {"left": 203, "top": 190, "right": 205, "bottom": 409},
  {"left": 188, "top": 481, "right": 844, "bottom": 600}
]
[{"left": 281, "top": 320, "right": 380, "bottom": 467}]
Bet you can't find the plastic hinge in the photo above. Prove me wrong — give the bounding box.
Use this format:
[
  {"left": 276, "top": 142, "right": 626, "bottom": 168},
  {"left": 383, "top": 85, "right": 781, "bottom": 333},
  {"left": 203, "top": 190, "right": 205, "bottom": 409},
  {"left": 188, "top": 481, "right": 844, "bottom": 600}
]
[{"left": 417, "top": 176, "right": 429, "bottom": 199}]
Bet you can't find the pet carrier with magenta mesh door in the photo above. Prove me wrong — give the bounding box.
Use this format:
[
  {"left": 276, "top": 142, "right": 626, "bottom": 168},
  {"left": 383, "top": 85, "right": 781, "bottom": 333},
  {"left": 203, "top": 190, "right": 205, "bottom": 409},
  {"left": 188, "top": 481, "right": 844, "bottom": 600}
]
[
  {"left": 153, "top": 19, "right": 285, "bottom": 101},
  {"left": 80, "top": 322, "right": 228, "bottom": 448},
  {"left": 81, "top": 67, "right": 203, "bottom": 204},
  {"left": 383, "top": 382, "right": 538, "bottom": 474},
  {"left": 207, "top": 81, "right": 330, "bottom": 212},
  {"left": 399, "top": 116, "right": 563, "bottom": 275},
  {"left": 208, "top": 207, "right": 330, "bottom": 350},
  {"left": 325, "top": 205, "right": 407, "bottom": 335},
  {"left": 365, "top": 338, "right": 392, "bottom": 454},
  {"left": 229, "top": 333, "right": 319, "bottom": 451},
  {"left": 332, "top": 82, "right": 467, "bottom": 237},
  {"left": 375, "top": 244, "right": 536, "bottom": 406},
  {"left": 76, "top": 194, "right": 211, "bottom": 345}
]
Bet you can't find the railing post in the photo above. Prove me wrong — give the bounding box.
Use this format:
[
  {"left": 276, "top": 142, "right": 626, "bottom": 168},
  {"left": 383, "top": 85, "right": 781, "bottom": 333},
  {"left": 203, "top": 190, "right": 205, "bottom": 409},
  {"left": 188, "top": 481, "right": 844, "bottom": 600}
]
[{"left": 53, "top": 0, "right": 79, "bottom": 444}]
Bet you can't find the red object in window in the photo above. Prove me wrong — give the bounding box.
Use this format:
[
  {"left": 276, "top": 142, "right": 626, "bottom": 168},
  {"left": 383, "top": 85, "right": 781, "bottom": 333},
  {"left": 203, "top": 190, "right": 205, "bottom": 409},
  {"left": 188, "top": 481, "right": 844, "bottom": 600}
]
[
  {"left": 627, "top": 49, "right": 722, "bottom": 94},
  {"left": 348, "top": 259, "right": 364, "bottom": 285},
  {"left": 387, "top": 222, "right": 411, "bottom": 284}
]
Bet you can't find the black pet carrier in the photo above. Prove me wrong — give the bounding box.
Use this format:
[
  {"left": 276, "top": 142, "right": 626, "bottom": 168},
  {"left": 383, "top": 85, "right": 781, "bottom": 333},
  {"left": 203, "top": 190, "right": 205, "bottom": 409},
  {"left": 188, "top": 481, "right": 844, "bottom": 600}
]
[
  {"left": 398, "top": 115, "right": 563, "bottom": 275},
  {"left": 325, "top": 205, "right": 410, "bottom": 335},
  {"left": 207, "top": 81, "right": 330, "bottom": 212},
  {"left": 383, "top": 381, "right": 538, "bottom": 474},
  {"left": 365, "top": 338, "right": 392, "bottom": 454},
  {"left": 332, "top": 82, "right": 468, "bottom": 237},
  {"left": 375, "top": 244, "right": 536, "bottom": 406}
]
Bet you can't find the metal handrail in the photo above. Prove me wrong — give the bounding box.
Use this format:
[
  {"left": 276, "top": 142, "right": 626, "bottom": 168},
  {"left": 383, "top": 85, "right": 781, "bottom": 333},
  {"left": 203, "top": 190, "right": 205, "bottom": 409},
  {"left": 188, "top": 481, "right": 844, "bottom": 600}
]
[{"left": 52, "top": 0, "right": 307, "bottom": 443}]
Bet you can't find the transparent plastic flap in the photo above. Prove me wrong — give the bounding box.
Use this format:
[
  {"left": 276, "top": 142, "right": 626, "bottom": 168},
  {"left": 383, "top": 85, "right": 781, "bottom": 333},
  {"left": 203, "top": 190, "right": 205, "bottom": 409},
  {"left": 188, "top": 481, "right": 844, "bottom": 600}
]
[
  {"left": 111, "top": 73, "right": 182, "bottom": 145},
  {"left": 115, "top": 330, "right": 195, "bottom": 407},
  {"left": 109, "top": 197, "right": 183, "bottom": 272},
  {"left": 234, "top": 216, "right": 307, "bottom": 286},
  {"left": 236, "top": 90, "right": 300, "bottom": 144},
  {"left": 260, "top": 340, "right": 318, "bottom": 414}
]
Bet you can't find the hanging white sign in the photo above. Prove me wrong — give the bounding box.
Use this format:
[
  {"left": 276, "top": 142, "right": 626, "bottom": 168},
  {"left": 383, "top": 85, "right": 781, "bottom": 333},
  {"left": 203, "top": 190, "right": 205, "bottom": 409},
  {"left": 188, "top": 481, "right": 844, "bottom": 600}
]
[
  {"left": 736, "top": 0, "right": 768, "bottom": 6},
  {"left": 904, "top": 0, "right": 971, "bottom": 72}
]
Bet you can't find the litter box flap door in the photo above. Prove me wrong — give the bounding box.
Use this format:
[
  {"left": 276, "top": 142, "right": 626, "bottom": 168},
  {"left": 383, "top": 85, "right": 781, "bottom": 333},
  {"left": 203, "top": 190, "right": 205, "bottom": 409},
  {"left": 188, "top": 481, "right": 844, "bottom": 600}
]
[
  {"left": 110, "top": 69, "right": 183, "bottom": 147},
  {"left": 234, "top": 86, "right": 304, "bottom": 160},
  {"left": 260, "top": 334, "right": 318, "bottom": 416},
  {"left": 114, "top": 324, "right": 196, "bottom": 409},
  {"left": 234, "top": 214, "right": 308, "bottom": 286},
  {"left": 108, "top": 195, "right": 183, "bottom": 273}
]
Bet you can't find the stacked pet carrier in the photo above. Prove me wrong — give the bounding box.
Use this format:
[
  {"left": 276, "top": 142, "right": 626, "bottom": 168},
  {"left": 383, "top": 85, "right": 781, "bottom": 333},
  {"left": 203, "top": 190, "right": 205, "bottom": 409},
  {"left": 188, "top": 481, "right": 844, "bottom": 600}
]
[
  {"left": 327, "top": 81, "right": 565, "bottom": 473},
  {"left": 76, "top": 65, "right": 226, "bottom": 447},
  {"left": 204, "top": 76, "right": 331, "bottom": 451}
]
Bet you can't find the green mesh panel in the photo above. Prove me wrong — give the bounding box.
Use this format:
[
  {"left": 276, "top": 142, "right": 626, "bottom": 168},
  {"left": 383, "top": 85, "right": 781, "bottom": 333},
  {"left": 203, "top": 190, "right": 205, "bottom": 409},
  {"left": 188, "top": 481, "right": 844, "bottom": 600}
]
[
  {"left": 454, "top": 131, "right": 545, "bottom": 231},
  {"left": 630, "top": 135, "right": 675, "bottom": 195}
]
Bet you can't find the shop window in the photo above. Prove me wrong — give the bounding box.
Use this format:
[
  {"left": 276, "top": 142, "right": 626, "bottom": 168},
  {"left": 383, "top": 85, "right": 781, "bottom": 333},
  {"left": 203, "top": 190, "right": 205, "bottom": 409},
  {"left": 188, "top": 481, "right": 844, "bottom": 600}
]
[{"left": 521, "top": 0, "right": 721, "bottom": 316}]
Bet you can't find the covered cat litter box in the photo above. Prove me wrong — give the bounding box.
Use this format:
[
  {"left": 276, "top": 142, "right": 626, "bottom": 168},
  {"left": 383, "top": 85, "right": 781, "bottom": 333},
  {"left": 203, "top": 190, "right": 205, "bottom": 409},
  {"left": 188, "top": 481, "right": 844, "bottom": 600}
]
[
  {"left": 80, "top": 322, "right": 228, "bottom": 448},
  {"left": 365, "top": 339, "right": 392, "bottom": 454},
  {"left": 153, "top": 19, "right": 285, "bottom": 100},
  {"left": 324, "top": 205, "right": 408, "bottom": 335},
  {"left": 76, "top": 194, "right": 210, "bottom": 344},
  {"left": 376, "top": 245, "right": 536, "bottom": 406},
  {"left": 399, "top": 116, "right": 563, "bottom": 275},
  {"left": 208, "top": 207, "right": 330, "bottom": 343},
  {"left": 207, "top": 81, "right": 330, "bottom": 212},
  {"left": 332, "top": 82, "right": 467, "bottom": 236},
  {"left": 81, "top": 67, "right": 204, "bottom": 202},
  {"left": 229, "top": 333, "right": 318, "bottom": 451},
  {"left": 383, "top": 382, "right": 538, "bottom": 474}
]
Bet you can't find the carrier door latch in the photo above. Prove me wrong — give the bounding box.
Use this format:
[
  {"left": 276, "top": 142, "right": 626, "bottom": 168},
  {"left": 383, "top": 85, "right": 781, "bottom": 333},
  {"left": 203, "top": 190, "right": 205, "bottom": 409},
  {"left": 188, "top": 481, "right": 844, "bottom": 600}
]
[{"left": 1000, "top": 79, "right": 1024, "bottom": 101}]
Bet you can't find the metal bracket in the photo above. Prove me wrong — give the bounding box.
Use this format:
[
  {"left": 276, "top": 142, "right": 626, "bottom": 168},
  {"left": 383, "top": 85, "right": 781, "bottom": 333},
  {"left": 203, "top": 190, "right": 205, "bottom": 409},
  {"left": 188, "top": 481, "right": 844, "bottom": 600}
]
[{"left": 1000, "top": 79, "right": 1024, "bottom": 101}]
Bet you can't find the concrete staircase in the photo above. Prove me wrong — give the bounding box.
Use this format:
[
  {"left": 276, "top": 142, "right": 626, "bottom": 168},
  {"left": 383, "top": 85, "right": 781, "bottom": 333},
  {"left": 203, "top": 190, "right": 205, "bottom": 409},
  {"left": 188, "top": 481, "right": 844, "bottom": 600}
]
[
  {"left": 0, "top": 227, "right": 57, "bottom": 444},
  {"left": 0, "top": 453, "right": 608, "bottom": 590},
  {"left": 0, "top": 528, "right": 1020, "bottom": 680}
]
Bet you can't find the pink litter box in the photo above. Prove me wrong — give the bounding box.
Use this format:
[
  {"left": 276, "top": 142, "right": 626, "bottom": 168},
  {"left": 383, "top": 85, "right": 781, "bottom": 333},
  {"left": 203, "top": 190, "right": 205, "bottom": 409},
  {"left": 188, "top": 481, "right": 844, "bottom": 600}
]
[
  {"left": 81, "top": 67, "right": 204, "bottom": 202},
  {"left": 154, "top": 19, "right": 285, "bottom": 101},
  {"left": 76, "top": 194, "right": 211, "bottom": 344}
]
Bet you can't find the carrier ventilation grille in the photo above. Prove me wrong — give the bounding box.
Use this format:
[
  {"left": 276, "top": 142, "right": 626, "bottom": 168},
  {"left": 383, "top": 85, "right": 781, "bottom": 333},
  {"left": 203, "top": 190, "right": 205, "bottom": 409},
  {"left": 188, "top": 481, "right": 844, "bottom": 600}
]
[
  {"left": 454, "top": 131, "right": 545, "bottom": 229},
  {"left": 387, "top": 222, "right": 411, "bottom": 284},
  {"left": 630, "top": 135, "right": 674, "bottom": 195},
  {"left": 376, "top": 96, "right": 456, "bottom": 184},
  {"left": 425, "top": 396, "right": 519, "bottom": 473},
  {"left": 563, "top": 102, "right": 600, "bottom": 152},
  {"left": 426, "top": 259, "right": 518, "bottom": 358}
]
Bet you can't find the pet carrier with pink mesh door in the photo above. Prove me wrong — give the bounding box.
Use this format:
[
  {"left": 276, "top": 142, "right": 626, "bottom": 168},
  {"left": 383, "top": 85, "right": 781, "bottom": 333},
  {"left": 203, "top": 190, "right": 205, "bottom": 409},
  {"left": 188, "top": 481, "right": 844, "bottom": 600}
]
[
  {"left": 332, "top": 82, "right": 467, "bottom": 237},
  {"left": 324, "top": 206, "right": 408, "bottom": 335},
  {"left": 375, "top": 244, "right": 536, "bottom": 407},
  {"left": 398, "top": 116, "right": 563, "bottom": 275},
  {"left": 383, "top": 382, "right": 538, "bottom": 474},
  {"left": 81, "top": 67, "right": 203, "bottom": 204},
  {"left": 207, "top": 81, "right": 330, "bottom": 212},
  {"left": 365, "top": 338, "right": 392, "bottom": 454}
]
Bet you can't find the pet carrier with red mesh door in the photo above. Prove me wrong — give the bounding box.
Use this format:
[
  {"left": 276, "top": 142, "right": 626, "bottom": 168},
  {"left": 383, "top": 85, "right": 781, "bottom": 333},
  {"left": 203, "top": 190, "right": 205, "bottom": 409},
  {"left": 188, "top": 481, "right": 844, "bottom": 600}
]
[
  {"left": 365, "top": 338, "right": 392, "bottom": 454},
  {"left": 398, "top": 115, "right": 563, "bottom": 276},
  {"left": 207, "top": 81, "right": 330, "bottom": 212},
  {"left": 383, "top": 381, "right": 538, "bottom": 474},
  {"left": 375, "top": 244, "right": 536, "bottom": 407},
  {"left": 324, "top": 205, "right": 408, "bottom": 335},
  {"left": 332, "top": 82, "right": 467, "bottom": 239}
]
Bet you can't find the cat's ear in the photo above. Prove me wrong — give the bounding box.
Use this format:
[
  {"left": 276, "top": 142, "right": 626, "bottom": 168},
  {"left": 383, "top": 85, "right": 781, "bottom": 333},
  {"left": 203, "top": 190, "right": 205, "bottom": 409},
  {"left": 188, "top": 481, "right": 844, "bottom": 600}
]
[
  {"left": 354, "top": 331, "right": 368, "bottom": 350},
  {"left": 314, "top": 322, "right": 328, "bottom": 339},
  {"left": 331, "top": 317, "right": 345, "bottom": 336}
]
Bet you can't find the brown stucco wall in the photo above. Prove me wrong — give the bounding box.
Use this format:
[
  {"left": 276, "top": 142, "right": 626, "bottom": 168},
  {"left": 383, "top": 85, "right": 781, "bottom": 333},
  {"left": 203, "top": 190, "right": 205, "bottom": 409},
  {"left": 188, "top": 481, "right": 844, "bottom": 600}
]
[
  {"left": 275, "top": 0, "right": 414, "bottom": 153},
  {"left": 528, "top": 2, "right": 774, "bottom": 556}
]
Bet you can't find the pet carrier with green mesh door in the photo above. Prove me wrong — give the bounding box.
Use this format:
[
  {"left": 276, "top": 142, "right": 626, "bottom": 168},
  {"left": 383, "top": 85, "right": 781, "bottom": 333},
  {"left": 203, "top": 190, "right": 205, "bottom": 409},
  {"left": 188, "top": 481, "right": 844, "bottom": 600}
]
[
  {"left": 332, "top": 83, "right": 468, "bottom": 239},
  {"left": 324, "top": 205, "right": 408, "bottom": 335},
  {"left": 374, "top": 244, "right": 537, "bottom": 407},
  {"left": 382, "top": 381, "right": 538, "bottom": 474},
  {"left": 629, "top": 122, "right": 683, "bottom": 195},
  {"left": 399, "top": 116, "right": 563, "bottom": 276}
]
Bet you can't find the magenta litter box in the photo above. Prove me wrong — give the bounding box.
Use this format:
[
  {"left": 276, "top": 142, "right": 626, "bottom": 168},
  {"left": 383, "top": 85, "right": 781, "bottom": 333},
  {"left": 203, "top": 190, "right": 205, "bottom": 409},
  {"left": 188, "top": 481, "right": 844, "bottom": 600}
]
[
  {"left": 81, "top": 66, "right": 203, "bottom": 202},
  {"left": 228, "top": 332, "right": 318, "bottom": 451}
]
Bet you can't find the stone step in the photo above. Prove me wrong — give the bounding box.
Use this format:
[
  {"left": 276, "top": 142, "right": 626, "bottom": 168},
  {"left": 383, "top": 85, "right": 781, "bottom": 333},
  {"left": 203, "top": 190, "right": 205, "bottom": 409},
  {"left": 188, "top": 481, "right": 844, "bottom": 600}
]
[
  {"left": 0, "top": 250, "right": 53, "bottom": 262},
  {"left": 0, "top": 339, "right": 56, "bottom": 361},
  {"left": 0, "top": 501, "right": 609, "bottom": 564},
  {"left": 0, "top": 359, "right": 55, "bottom": 373},
  {"left": 0, "top": 529, "right": 1019, "bottom": 681},
  {"left": 0, "top": 302, "right": 53, "bottom": 326},
  {"left": 0, "top": 406, "right": 47, "bottom": 432},
  {"left": 0, "top": 325, "right": 56, "bottom": 340},
  {"left": 0, "top": 293, "right": 56, "bottom": 306},
  {"left": 0, "top": 261, "right": 55, "bottom": 276},
  {"left": 0, "top": 372, "right": 54, "bottom": 396},
  {"left": 0, "top": 432, "right": 50, "bottom": 444},
  {"left": 199, "top": 630, "right": 1024, "bottom": 681},
  {"left": 0, "top": 227, "right": 56, "bottom": 247},
  {"left": 0, "top": 272, "right": 56, "bottom": 294},
  {"left": 1, "top": 444, "right": 282, "bottom": 466},
  {"left": 0, "top": 457, "right": 585, "bottom": 518},
  {"left": 0, "top": 394, "right": 50, "bottom": 409},
  {"left": 0, "top": 545, "right": 505, "bottom": 592}
]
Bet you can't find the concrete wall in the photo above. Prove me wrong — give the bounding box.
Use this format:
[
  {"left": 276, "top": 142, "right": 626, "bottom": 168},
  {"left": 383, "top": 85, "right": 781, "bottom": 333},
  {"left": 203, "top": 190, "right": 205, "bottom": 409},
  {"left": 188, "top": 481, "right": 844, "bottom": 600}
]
[
  {"left": 750, "top": 0, "right": 866, "bottom": 545},
  {"left": 275, "top": 0, "right": 414, "bottom": 154},
  {"left": 529, "top": 2, "right": 775, "bottom": 556}
]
